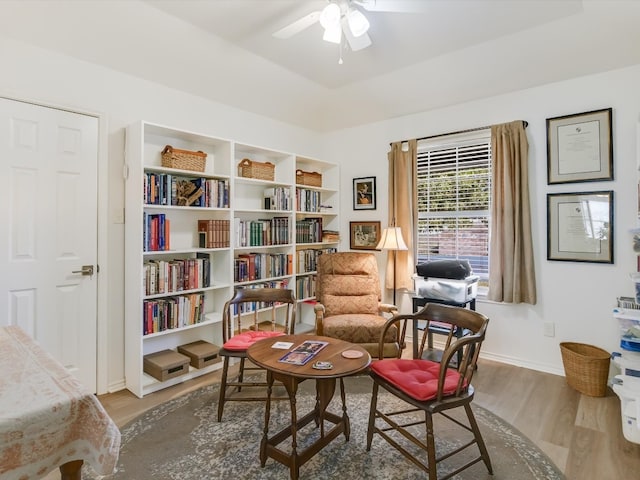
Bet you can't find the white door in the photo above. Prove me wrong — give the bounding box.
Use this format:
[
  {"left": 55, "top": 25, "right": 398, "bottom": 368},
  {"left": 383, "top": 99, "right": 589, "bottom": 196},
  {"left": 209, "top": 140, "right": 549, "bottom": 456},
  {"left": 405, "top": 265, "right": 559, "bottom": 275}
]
[{"left": 0, "top": 97, "right": 99, "bottom": 391}]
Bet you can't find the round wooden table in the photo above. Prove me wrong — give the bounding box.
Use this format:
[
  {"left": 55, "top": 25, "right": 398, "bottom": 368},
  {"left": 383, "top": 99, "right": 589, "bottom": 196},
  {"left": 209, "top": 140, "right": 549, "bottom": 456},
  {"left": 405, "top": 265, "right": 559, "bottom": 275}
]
[{"left": 247, "top": 334, "right": 371, "bottom": 480}]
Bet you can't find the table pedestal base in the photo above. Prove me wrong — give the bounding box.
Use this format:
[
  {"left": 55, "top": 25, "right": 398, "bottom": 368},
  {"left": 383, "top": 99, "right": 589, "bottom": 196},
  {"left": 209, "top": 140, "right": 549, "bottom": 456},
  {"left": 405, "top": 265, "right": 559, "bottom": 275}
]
[{"left": 260, "top": 372, "right": 349, "bottom": 480}]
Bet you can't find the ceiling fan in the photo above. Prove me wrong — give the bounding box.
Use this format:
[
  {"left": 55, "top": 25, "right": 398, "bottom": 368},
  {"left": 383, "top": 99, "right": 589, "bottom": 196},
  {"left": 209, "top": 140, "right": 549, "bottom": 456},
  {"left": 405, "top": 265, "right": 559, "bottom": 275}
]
[{"left": 272, "top": 0, "right": 427, "bottom": 52}]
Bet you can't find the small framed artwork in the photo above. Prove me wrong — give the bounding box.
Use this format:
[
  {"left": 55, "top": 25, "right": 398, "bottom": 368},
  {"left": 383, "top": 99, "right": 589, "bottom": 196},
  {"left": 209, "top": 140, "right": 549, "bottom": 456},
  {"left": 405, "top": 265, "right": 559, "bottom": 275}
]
[
  {"left": 547, "top": 190, "right": 613, "bottom": 263},
  {"left": 353, "top": 176, "right": 376, "bottom": 210},
  {"left": 350, "top": 221, "right": 381, "bottom": 250},
  {"left": 546, "top": 108, "right": 613, "bottom": 184}
]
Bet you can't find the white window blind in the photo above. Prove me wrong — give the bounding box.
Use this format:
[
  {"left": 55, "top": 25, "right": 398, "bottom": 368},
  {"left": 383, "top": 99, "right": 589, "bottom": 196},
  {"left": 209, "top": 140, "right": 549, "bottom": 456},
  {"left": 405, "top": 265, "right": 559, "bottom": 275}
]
[{"left": 416, "top": 131, "right": 491, "bottom": 279}]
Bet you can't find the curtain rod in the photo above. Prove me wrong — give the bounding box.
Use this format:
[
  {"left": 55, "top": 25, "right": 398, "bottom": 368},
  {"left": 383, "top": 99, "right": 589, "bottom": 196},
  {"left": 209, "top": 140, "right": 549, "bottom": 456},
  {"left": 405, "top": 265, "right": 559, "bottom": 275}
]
[{"left": 392, "top": 120, "right": 528, "bottom": 145}]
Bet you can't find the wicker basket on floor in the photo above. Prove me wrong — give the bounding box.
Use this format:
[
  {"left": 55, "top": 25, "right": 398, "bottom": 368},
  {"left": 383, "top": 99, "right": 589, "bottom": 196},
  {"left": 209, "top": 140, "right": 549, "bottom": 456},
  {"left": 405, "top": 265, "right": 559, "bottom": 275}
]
[
  {"left": 560, "top": 342, "right": 610, "bottom": 397},
  {"left": 161, "top": 145, "right": 207, "bottom": 172},
  {"left": 237, "top": 158, "right": 275, "bottom": 181}
]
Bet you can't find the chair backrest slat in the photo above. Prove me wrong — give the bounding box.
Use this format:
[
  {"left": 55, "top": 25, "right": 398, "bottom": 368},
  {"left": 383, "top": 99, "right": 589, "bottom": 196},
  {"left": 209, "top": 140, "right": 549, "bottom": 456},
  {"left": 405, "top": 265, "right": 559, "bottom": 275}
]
[{"left": 222, "top": 287, "right": 296, "bottom": 342}]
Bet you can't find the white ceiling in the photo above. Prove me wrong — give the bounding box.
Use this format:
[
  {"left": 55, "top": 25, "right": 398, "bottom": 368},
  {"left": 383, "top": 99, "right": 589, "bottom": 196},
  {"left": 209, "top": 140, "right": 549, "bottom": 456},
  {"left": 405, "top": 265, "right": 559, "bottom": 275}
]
[{"left": 1, "top": 0, "right": 640, "bottom": 132}]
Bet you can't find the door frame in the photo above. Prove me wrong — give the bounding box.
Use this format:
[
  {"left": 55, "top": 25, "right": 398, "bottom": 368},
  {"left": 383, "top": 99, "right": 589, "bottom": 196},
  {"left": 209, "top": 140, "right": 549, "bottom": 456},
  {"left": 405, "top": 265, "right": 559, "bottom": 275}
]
[{"left": 1, "top": 93, "right": 110, "bottom": 394}]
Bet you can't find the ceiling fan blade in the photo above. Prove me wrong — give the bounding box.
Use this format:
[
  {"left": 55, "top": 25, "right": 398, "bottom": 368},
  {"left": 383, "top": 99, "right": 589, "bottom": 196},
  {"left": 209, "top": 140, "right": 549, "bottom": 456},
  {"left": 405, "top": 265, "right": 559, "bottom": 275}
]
[
  {"left": 354, "top": 0, "right": 429, "bottom": 13},
  {"left": 272, "top": 10, "right": 321, "bottom": 39},
  {"left": 342, "top": 17, "right": 372, "bottom": 51}
]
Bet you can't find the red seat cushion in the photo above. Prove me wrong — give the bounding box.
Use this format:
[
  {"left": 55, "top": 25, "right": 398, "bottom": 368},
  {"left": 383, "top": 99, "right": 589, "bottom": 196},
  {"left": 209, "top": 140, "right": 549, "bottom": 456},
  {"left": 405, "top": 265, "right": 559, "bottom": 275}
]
[
  {"left": 370, "top": 358, "right": 464, "bottom": 401},
  {"left": 223, "top": 330, "right": 283, "bottom": 351}
]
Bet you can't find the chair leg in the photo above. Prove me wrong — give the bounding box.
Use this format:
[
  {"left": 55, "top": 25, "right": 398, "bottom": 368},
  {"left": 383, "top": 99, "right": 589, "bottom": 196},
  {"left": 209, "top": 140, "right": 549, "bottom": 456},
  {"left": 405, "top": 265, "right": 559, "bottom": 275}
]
[
  {"left": 464, "top": 403, "right": 493, "bottom": 474},
  {"left": 217, "top": 356, "right": 230, "bottom": 422},
  {"left": 237, "top": 357, "right": 246, "bottom": 392},
  {"left": 425, "top": 411, "right": 438, "bottom": 480},
  {"left": 366, "top": 382, "right": 380, "bottom": 450}
]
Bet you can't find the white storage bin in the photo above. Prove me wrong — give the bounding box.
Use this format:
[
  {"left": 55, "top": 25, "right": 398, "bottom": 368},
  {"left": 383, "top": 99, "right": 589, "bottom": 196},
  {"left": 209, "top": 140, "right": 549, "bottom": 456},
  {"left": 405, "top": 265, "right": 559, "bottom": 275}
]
[
  {"left": 613, "top": 380, "right": 640, "bottom": 444},
  {"left": 613, "top": 308, "right": 640, "bottom": 352},
  {"left": 413, "top": 275, "right": 479, "bottom": 303}
]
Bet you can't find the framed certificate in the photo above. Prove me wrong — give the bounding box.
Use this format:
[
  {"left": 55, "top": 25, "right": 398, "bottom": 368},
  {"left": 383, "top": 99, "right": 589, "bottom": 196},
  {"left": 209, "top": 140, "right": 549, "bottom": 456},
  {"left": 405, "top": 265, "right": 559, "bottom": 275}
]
[
  {"left": 546, "top": 108, "right": 613, "bottom": 184},
  {"left": 547, "top": 191, "right": 613, "bottom": 263}
]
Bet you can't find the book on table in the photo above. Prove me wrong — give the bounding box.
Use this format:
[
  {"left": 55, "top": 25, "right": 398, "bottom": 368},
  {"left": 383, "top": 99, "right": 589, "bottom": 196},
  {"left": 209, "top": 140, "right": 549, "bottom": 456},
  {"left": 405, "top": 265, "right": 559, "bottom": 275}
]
[{"left": 278, "top": 340, "right": 329, "bottom": 365}]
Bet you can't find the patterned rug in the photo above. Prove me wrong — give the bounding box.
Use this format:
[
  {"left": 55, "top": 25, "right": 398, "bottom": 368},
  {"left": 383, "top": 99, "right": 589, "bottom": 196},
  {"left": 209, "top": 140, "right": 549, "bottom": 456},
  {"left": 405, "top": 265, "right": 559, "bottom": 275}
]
[{"left": 86, "top": 375, "right": 564, "bottom": 479}]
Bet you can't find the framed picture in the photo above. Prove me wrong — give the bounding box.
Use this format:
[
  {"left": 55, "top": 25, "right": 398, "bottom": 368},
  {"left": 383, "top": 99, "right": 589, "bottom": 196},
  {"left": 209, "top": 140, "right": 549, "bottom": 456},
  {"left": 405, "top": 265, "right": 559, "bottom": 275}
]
[
  {"left": 546, "top": 108, "right": 613, "bottom": 184},
  {"left": 350, "top": 221, "right": 381, "bottom": 250},
  {"left": 547, "top": 191, "right": 613, "bottom": 263},
  {"left": 353, "top": 176, "right": 376, "bottom": 210}
]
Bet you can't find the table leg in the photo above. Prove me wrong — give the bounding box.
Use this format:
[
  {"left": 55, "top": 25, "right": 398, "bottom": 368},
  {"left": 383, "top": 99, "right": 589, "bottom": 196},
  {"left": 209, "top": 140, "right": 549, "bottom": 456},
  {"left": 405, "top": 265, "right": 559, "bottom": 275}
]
[
  {"left": 59, "top": 460, "right": 83, "bottom": 480},
  {"left": 339, "top": 378, "right": 350, "bottom": 441},
  {"left": 315, "top": 378, "right": 336, "bottom": 438},
  {"left": 260, "top": 370, "right": 274, "bottom": 467}
]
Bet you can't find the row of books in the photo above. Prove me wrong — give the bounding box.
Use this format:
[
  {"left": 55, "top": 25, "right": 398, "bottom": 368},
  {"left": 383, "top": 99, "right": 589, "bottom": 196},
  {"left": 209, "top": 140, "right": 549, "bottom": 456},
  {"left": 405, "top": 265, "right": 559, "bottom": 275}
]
[
  {"left": 197, "top": 219, "right": 230, "bottom": 248},
  {"left": 144, "top": 255, "right": 210, "bottom": 296},
  {"left": 296, "top": 275, "right": 316, "bottom": 300},
  {"left": 296, "top": 247, "right": 337, "bottom": 273},
  {"left": 295, "top": 188, "right": 322, "bottom": 213},
  {"left": 296, "top": 218, "right": 323, "bottom": 244},
  {"left": 235, "top": 217, "right": 290, "bottom": 247},
  {"left": 142, "top": 292, "right": 204, "bottom": 335},
  {"left": 234, "top": 252, "right": 293, "bottom": 283},
  {"left": 145, "top": 172, "right": 229, "bottom": 208},
  {"left": 264, "top": 187, "right": 291, "bottom": 211},
  {"left": 144, "top": 213, "right": 170, "bottom": 252}
]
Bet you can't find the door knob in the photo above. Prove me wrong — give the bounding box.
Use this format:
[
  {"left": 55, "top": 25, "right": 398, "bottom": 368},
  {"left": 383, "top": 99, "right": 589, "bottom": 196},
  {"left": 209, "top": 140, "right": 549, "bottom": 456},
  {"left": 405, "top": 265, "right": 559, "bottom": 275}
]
[{"left": 72, "top": 265, "right": 94, "bottom": 276}]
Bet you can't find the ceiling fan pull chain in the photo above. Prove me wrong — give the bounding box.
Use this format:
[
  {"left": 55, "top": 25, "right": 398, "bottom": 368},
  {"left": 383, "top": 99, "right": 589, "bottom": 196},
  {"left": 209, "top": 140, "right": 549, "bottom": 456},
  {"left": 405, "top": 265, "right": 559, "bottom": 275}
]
[{"left": 338, "top": 41, "right": 344, "bottom": 65}]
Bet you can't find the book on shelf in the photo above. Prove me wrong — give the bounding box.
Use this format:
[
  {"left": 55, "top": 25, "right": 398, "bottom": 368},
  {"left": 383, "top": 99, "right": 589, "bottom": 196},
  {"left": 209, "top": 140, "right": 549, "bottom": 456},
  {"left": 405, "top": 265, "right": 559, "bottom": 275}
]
[
  {"left": 197, "top": 219, "right": 230, "bottom": 248},
  {"left": 144, "top": 173, "right": 229, "bottom": 208},
  {"left": 144, "top": 213, "right": 171, "bottom": 252},
  {"left": 278, "top": 340, "right": 329, "bottom": 365}
]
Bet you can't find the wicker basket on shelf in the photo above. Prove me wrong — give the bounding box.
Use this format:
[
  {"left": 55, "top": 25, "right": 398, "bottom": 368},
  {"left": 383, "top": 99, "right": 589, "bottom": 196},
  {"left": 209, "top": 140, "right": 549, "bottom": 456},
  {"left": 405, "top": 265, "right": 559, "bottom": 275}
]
[
  {"left": 237, "top": 158, "right": 275, "bottom": 181},
  {"left": 559, "top": 342, "right": 610, "bottom": 397},
  {"left": 296, "top": 169, "right": 322, "bottom": 187},
  {"left": 161, "top": 145, "right": 207, "bottom": 172}
]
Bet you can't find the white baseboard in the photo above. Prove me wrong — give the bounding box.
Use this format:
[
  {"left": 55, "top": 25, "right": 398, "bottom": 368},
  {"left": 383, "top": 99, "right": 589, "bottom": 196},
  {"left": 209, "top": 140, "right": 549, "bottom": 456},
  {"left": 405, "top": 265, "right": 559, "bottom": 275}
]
[
  {"left": 478, "top": 350, "right": 565, "bottom": 377},
  {"left": 414, "top": 335, "right": 566, "bottom": 377},
  {"left": 108, "top": 379, "right": 127, "bottom": 393}
]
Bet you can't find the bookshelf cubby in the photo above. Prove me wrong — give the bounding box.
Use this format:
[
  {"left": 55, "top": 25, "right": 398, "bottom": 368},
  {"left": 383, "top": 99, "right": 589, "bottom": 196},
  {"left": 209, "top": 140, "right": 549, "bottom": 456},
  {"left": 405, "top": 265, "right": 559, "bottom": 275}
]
[{"left": 125, "top": 122, "right": 339, "bottom": 396}]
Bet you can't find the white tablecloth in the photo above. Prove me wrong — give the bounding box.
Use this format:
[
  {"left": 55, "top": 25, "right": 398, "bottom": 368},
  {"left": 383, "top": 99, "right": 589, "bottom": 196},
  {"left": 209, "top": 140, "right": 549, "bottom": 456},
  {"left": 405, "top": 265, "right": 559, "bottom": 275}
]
[{"left": 0, "top": 326, "right": 120, "bottom": 479}]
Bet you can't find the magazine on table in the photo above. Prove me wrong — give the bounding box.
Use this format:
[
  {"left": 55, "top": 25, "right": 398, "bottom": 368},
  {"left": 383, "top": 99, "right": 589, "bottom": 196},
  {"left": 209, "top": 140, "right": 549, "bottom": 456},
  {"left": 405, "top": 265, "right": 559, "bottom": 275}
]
[{"left": 278, "top": 340, "right": 329, "bottom": 365}]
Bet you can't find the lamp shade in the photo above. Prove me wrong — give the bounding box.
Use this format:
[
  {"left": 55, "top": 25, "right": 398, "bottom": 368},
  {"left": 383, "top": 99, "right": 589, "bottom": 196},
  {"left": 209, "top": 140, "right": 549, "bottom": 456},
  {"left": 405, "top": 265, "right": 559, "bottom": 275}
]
[{"left": 376, "top": 227, "right": 408, "bottom": 251}]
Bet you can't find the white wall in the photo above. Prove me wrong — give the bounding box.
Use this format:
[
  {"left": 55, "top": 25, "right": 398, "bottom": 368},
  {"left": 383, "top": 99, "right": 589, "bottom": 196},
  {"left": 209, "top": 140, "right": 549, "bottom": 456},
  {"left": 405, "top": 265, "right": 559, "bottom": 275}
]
[
  {"left": 325, "top": 64, "right": 640, "bottom": 374},
  {"left": 2, "top": 34, "right": 639, "bottom": 387},
  {"left": 0, "top": 37, "right": 325, "bottom": 391}
]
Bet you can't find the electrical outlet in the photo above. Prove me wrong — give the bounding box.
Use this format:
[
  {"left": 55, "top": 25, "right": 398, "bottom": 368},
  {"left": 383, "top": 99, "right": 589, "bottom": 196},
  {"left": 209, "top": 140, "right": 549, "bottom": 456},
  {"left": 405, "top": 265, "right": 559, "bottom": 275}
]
[{"left": 543, "top": 322, "right": 555, "bottom": 337}]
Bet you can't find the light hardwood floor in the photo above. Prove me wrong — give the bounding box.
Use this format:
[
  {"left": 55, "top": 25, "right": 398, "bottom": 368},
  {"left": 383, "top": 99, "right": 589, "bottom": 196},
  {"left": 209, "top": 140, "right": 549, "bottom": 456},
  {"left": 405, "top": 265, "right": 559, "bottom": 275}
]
[{"left": 48, "top": 355, "right": 640, "bottom": 479}]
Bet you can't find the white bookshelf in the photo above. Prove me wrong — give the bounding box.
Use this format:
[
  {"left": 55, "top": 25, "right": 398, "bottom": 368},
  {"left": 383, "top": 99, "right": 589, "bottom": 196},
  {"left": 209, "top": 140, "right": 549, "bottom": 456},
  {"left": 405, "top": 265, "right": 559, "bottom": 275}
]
[{"left": 124, "top": 121, "right": 339, "bottom": 396}]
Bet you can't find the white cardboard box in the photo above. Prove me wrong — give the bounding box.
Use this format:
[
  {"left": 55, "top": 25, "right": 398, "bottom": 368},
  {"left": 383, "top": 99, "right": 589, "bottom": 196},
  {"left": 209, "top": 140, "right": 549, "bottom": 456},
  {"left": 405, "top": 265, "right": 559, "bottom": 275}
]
[{"left": 413, "top": 275, "right": 479, "bottom": 303}]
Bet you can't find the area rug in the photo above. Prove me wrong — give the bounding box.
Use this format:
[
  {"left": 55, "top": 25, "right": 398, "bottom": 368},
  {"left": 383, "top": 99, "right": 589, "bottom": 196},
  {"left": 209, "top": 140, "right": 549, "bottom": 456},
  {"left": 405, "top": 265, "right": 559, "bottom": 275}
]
[{"left": 85, "top": 376, "right": 564, "bottom": 479}]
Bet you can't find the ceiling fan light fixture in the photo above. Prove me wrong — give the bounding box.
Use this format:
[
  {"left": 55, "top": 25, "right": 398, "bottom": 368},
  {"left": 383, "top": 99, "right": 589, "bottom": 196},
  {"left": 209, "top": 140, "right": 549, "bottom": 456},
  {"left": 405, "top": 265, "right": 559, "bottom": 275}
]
[
  {"left": 346, "top": 8, "right": 369, "bottom": 37},
  {"left": 319, "top": 2, "right": 341, "bottom": 30},
  {"left": 323, "top": 24, "right": 342, "bottom": 44}
]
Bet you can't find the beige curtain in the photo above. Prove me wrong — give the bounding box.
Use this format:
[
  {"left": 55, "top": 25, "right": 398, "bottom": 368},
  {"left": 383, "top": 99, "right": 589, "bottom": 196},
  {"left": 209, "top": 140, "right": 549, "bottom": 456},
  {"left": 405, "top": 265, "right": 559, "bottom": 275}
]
[
  {"left": 488, "top": 121, "right": 536, "bottom": 304},
  {"left": 384, "top": 140, "right": 417, "bottom": 294}
]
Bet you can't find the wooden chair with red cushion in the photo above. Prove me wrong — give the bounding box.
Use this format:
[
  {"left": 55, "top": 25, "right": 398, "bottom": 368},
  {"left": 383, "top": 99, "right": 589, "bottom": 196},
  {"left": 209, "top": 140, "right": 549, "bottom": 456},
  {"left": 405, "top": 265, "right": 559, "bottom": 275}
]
[
  {"left": 366, "top": 302, "right": 491, "bottom": 480},
  {"left": 217, "top": 287, "right": 295, "bottom": 422}
]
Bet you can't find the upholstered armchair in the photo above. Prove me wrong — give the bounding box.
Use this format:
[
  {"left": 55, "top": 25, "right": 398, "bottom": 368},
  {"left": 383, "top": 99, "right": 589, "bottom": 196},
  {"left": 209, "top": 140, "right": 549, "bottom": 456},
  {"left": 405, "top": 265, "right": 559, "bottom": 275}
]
[{"left": 314, "top": 252, "right": 405, "bottom": 358}]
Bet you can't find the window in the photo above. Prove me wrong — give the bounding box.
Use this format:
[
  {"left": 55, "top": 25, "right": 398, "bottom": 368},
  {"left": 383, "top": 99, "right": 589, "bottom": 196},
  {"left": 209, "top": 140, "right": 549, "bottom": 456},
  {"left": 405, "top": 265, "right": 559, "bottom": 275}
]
[{"left": 416, "top": 130, "right": 491, "bottom": 284}]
